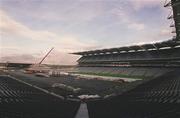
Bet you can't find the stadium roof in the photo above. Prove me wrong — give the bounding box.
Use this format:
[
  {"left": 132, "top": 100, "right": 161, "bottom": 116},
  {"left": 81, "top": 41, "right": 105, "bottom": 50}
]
[{"left": 72, "top": 39, "right": 180, "bottom": 55}]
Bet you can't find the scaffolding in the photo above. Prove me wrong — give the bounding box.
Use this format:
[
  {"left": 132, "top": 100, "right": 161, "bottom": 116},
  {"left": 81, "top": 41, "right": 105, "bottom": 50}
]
[{"left": 164, "top": 0, "right": 180, "bottom": 41}]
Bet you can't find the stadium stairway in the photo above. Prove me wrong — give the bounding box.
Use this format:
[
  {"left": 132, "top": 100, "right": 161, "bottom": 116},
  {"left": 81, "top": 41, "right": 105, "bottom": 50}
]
[{"left": 75, "top": 103, "right": 89, "bottom": 118}]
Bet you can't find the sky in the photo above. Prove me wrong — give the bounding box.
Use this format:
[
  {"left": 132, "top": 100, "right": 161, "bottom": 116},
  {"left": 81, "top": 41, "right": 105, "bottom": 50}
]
[{"left": 0, "top": 0, "right": 174, "bottom": 65}]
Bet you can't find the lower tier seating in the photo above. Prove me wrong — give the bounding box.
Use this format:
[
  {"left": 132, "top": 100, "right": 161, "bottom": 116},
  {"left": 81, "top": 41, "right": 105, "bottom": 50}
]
[
  {"left": 76, "top": 67, "right": 174, "bottom": 78},
  {"left": 87, "top": 70, "right": 180, "bottom": 118},
  {"left": 0, "top": 76, "right": 80, "bottom": 118}
]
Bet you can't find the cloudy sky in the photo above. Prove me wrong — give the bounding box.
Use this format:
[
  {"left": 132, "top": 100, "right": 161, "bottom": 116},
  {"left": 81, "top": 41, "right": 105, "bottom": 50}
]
[{"left": 0, "top": 0, "right": 174, "bottom": 65}]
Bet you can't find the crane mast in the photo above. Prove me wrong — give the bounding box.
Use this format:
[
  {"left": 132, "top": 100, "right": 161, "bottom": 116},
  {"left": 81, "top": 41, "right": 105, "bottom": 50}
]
[{"left": 38, "top": 47, "right": 54, "bottom": 65}]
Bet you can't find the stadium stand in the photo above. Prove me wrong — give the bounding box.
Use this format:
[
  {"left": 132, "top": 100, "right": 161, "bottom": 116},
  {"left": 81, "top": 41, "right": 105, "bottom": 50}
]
[
  {"left": 1, "top": 63, "right": 32, "bottom": 68},
  {"left": 73, "top": 41, "right": 180, "bottom": 67},
  {"left": 75, "top": 66, "right": 175, "bottom": 78},
  {"left": 71, "top": 1, "right": 180, "bottom": 117},
  {"left": 87, "top": 70, "right": 180, "bottom": 118},
  {"left": 72, "top": 0, "right": 180, "bottom": 76},
  {"left": 0, "top": 76, "right": 80, "bottom": 118}
]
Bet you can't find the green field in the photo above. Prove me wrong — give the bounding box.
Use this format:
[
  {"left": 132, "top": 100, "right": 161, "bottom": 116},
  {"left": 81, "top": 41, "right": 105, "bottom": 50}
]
[{"left": 74, "top": 72, "right": 146, "bottom": 79}]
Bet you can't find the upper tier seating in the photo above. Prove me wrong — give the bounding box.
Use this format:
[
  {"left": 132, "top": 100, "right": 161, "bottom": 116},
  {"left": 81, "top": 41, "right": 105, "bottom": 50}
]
[{"left": 78, "top": 47, "right": 180, "bottom": 63}]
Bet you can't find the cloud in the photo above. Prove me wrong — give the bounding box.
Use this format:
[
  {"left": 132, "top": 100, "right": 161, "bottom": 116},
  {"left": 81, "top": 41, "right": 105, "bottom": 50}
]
[
  {"left": 128, "top": 23, "right": 145, "bottom": 31},
  {"left": 0, "top": 43, "right": 92, "bottom": 65},
  {"left": 159, "top": 29, "right": 172, "bottom": 37},
  {"left": 132, "top": 27, "right": 173, "bottom": 44},
  {"left": 0, "top": 50, "right": 80, "bottom": 65},
  {"left": 0, "top": 9, "right": 98, "bottom": 64},
  {"left": 0, "top": 46, "right": 80, "bottom": 65},
  {"left": 0, "top": 0, "right": 171, "bottom": 64},
  {"left": 0, "top": 47, "right": 21, "bottom": 56},
  {"left": 43, "top": 50, "right": 80, "bottom": 65},
  {"left": 111, "top": 6, "right": 145, "bottom": 31},
  {"left": 0, "top": 9, "right": 97, "bottom": 50},
  {"left": 4, "top": 0, "right": 103, "bottom": 23},
  {"left": 0, "top": 54, "right": 37, "bottom": 63},
  {"left": 129, "top": 0, "right": 163, "bottom": 10}
]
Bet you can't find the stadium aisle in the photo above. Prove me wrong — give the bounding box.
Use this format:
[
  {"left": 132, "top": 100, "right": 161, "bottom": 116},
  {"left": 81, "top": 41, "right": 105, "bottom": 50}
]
[{"left": 75, "top": 103, "right": 89, "bottom": 118}]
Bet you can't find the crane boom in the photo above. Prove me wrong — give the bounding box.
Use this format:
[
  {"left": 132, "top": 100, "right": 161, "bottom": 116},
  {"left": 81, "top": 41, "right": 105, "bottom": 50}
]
[{"left": 39, "top": 47, "right": 54, "bottom": 64}]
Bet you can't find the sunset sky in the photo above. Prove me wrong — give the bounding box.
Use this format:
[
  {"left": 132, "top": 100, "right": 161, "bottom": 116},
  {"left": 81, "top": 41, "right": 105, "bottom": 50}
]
[{"left": 0, "top": 0, "right": 174, "bottom": 65}]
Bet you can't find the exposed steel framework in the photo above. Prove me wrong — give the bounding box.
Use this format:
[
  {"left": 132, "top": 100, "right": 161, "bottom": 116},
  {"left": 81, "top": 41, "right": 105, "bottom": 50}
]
[{"left": 164, "top": 0, "right": 180, "bottom": 40}]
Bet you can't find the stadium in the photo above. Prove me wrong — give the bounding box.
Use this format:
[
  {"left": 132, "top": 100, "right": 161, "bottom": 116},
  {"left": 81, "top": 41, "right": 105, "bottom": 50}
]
[{"left": 0, "top": 0, "right": 180, "bottom": 118}]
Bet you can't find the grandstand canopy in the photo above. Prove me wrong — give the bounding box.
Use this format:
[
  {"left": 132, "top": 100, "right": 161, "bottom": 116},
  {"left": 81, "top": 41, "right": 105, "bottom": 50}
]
[{"left": 72, "top": 39, "right": 180, "bottom": 55}]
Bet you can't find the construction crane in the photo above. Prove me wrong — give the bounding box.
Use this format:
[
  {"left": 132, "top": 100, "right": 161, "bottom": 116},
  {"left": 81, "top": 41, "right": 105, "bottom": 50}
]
[
  {"left": 38, "top": 47, "right": 54, "bottom": 65},
  {"left": 25, "top": 48, "right": 54, "bottom": 74}
]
